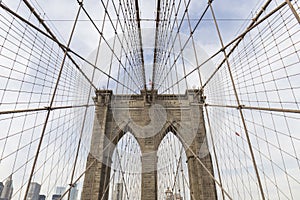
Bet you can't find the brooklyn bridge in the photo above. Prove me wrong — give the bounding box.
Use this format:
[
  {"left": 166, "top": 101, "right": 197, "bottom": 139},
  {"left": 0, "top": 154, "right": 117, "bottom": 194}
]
[{"left": 0, "top": 0, "right": 300, "bottom": 199}]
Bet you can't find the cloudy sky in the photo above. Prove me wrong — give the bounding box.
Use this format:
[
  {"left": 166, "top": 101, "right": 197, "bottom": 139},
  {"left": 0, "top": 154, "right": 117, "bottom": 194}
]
[{"left": 0, "top": 0, "right": 299, "bottom": 199}]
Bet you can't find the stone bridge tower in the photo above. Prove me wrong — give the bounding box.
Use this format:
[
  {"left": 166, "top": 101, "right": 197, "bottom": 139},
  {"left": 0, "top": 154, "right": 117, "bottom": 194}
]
[{"left": 81, "top": 89, "right": 217, "bottom": 200}]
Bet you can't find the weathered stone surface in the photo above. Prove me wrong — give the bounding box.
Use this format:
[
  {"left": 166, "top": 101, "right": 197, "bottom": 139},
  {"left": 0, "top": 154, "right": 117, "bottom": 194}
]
[{"left": 81, "top": 90, "right": 217, "bottom": 200}]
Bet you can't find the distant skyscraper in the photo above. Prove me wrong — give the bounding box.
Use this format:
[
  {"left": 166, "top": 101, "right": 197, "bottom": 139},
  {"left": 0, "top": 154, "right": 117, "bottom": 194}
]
[
  {"left": 55, "top": 187, "right": 65, "bottom": 195},
  {"left": 52, "top": 186, "right": 65, "bottom": 200},
  {"left": 52, "top": 185, "right": 78, "bottom": 200},
  {"left": 26, "top": 182, "right": 41, "bottom": 200},
  {"left": 51, "top": 194, "right": 61, "bottom": 200},
  {"left": 69, "top": 184, "right": 78, "bottom": 200},
  {"left": 0, "top": 175, "right": 13, "bottom": 200},
  {"left": 38, "top": 195, "right": 46, "bottom": 200},
  {"left": 0, "top": 182, "right": 4, "bottom": 197},
  {"left": 113, "top": 183, "right": 123, "bottom": 200}
]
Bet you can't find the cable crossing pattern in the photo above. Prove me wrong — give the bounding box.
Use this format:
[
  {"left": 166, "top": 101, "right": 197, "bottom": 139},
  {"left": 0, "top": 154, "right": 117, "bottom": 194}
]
[{"left": 0, "top": 0, "right": 300, "bottom": 199}]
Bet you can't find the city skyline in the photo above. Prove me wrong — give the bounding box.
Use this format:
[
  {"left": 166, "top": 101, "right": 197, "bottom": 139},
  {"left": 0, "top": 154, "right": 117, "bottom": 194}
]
[
  {"left": 0, "top": 175, "right": 13, "bottom": 200},
  {"left": 26, "top": 182, "right": 41, "bottom": 200},
  {"left": 0, "top": 177, "right": 78, "bottom": 200}
]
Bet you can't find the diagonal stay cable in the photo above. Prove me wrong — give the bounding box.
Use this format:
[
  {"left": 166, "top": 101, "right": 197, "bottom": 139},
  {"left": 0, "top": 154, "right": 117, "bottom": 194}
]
[
  {"left": 156, "top": 2, "right": 210, "bottom": 91},
  {"left": 155, "top": 0, "right": 192, "bottom": 86},
  {"left": 169, "top": 121, "right": 234, "bottom": 200},
  {"left": 20, "top": 0, "right": 98, "bottom": 91},
  {"left": 112, "top": 0, "right": 144, "bottom": 87},
  {"left": 0, "top": 2, "right": 138, "bottom": 94},
  {"left": 209, "top": 1, "right": 266, "bottom": 199},
  {"left": 117, "top": 0, "right": 144, "bottom": 88},
  {"left": 151, "top": 0, "right": 161, "bottom": 95},
  {"left": 67, "top": 0, "right": 112, "bottom": 199},
  {"left": 160, "top": 0, "right": 287, "bottom": 94},
  {"left": 153, "top": 0, "right": 182, "bottom": 90},
  {"left": 21, "top": 0, "right": 82, "bottom": 199},
  {"left": 134, "top": 0, "right": 147, "bottom": 90},
  {"left": 114, "top": 0, "right": 145, "bottom": 86},
  {"left": 154, "top": 0, "right": 176, "bottom": 79},
  {"left": 79, "top": 4, "right": 142, "bottom": 90},
  {"left": 81, "top": 0, "right": 142, "bottom": 92}
]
